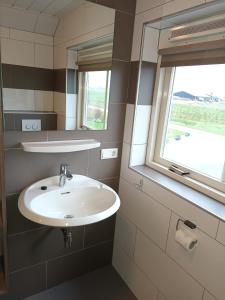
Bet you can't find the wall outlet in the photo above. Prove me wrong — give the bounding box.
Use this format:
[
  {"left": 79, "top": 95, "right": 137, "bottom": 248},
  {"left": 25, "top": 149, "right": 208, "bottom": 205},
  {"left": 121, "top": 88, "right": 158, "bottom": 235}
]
[
  {"left": 22, "top": 120, "right": 41, "bottom": 131},
  {"left": 101, "top": 148, "right": 118, "bottom": 160}
]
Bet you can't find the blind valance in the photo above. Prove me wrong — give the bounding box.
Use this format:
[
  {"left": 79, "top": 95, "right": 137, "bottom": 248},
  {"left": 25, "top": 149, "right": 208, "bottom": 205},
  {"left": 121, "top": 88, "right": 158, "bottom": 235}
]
[
  {"left": 159, "top": 40, "right": 225, "bottom": 67},
  {"left": 77, "top": 42, "right": 113, "bottom": 72}
]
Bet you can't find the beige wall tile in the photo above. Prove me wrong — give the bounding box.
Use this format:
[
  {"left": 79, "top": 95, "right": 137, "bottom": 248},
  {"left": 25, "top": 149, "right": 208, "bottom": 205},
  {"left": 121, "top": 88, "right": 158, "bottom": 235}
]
[
  {"left": 114, "top": 213, "right": 137, "bottom": 258},
  {"left": 113, "top": 244, "right": 158, "bottom": 300},
  {"left": 0, "top": 26, "right": 9, "bottom": 38},
  {"left": 166, "top": 213, "right": 225, "bottom": 299},
  {"left": 34, "top": 91, "right": 53, "bottom": 112},
  {"left": 1, "top": 38, "right": 34, "bottom": 66},
  {"left": 203, "top": 290, "right": 217, "bottom": 300},
  {"left": 35, "top": 44, "right": 53, "bottom": 69},
  {"left": 142, "top": 178, "right": 219, "bottom": 238},
  {"left": 3, "top": 88, "right": 35, "bottom": 111},
  {"left": 134, "top": 230, "right": 204, "bottom": 300},
  {"left": 120, "top": 143, "right": 143, "bottom": 186},
  {"left": 119, "top": 178, "right": 171, "bottom": 250},
  {"left": 216, "top": 221, "right": 225, "bottom": 246}
]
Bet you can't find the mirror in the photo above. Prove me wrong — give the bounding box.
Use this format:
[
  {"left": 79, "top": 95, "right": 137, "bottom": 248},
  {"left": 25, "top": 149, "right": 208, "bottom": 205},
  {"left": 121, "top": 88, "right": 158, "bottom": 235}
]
[{"left": 1, "top": 1, "right": 115, "bottom": 131}]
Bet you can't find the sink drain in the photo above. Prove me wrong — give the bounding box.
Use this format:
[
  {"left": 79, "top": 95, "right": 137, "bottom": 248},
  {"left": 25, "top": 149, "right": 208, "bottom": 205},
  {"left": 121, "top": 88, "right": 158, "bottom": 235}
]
[{"left": 64, "top": 214, "right": 74, "bottom": 219}]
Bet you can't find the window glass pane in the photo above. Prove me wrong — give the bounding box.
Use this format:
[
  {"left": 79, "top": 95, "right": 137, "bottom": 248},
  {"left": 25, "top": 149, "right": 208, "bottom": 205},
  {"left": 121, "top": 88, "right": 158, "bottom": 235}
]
[
  {"left": 84, "top": 70, "right": 109, "bottom": 130},
  {"left": 162, "top": 65, "right": 225, "bottom": 181}
]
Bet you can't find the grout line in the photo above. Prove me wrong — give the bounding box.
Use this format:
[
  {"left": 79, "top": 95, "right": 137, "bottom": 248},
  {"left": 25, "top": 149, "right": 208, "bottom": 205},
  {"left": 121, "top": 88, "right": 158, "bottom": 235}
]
[
  {"left": 164, "top": 210, "right": 172, "bottom": 253},
  {"left": 8, "top": 226, "right": 46, "bottom": 238},
  {"left": 45, "top": 261, "right": 48, "bottom": 289}
]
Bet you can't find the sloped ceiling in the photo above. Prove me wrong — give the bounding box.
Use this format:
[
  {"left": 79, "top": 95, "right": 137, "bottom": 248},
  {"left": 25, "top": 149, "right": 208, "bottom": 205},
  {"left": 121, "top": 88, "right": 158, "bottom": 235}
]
[{"left": 0, "top": 0, "right": 85, "bottom": 36}]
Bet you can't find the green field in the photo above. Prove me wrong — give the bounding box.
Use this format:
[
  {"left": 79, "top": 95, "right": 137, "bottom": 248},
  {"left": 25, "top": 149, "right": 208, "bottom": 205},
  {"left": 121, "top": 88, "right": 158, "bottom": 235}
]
[
  {"left": 170, "top": 100, "right": 225, "bottom": 136},
  {"left": 87, "top": 88, "right": 106, "bottom": 109}
]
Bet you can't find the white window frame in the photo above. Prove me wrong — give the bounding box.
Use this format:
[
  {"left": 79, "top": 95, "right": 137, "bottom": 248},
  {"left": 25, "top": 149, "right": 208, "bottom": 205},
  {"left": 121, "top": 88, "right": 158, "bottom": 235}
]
[
  {"left": 78, "top": 70, "right": 110, "bottom": 130},
  {"left": 146, "top": 58, "right": 225, "bottom": 204}
]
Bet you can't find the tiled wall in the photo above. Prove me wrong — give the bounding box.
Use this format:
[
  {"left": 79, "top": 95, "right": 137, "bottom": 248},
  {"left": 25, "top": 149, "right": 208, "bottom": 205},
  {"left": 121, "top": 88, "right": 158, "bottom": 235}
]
[
  {"left": 113, "top": 1, "right": 225, "bottom": 300},
  {"left": 1, "top": 0, "right": 136, "bottom": 299}
]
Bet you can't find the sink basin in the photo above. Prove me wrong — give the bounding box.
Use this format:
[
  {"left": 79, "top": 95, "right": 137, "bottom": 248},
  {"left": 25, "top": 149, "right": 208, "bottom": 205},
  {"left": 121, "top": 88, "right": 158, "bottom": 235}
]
[{"left": 18, "top": 175, "right": 120, "bottom": 227}]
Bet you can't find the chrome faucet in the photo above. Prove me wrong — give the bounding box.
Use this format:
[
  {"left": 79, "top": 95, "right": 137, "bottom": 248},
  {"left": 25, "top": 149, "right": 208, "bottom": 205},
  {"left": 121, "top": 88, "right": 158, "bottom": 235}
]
[{"left": 59, "top": 163, "right": 73, "bottom": 187}]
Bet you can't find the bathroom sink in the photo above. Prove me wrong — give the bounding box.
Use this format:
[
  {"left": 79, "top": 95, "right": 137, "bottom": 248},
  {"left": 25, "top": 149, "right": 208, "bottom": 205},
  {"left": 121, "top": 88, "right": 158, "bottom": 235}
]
[{"left": 18, "top": 175, "right": 120, "bottom": 227}]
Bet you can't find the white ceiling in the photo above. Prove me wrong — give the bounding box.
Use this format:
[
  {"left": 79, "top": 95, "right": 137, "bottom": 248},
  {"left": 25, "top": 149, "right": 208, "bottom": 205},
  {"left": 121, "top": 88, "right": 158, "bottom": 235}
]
[{"left": 0, "top": 0, "right": 86, "bottom": 35}]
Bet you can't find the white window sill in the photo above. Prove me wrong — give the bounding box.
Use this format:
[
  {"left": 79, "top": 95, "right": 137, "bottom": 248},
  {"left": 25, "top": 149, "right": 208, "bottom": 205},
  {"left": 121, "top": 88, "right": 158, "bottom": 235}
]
[{"left": 131, "top": 165, "right": 225, "bottom": 222}]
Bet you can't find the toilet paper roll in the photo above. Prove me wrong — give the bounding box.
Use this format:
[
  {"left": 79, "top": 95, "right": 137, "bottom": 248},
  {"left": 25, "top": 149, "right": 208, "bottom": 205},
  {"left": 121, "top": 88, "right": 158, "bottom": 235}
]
[{"left": 175, "top": 229, "right": 198, "bottom": 251}]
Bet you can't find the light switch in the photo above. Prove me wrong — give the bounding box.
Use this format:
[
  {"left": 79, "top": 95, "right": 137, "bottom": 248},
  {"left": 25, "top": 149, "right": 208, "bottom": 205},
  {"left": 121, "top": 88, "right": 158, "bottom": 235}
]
[
  {"left": 22, "top": 120, "right": 41, "bottom": 131},
  {"left": 101, "top": 148, "right": 118, "bottom": 160}
]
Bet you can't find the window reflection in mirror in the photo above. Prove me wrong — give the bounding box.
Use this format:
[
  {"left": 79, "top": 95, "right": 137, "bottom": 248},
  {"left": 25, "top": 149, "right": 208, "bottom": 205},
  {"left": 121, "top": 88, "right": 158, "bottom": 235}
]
[{"left": 78, "top": 70, "right": 110, "bottom": 130}]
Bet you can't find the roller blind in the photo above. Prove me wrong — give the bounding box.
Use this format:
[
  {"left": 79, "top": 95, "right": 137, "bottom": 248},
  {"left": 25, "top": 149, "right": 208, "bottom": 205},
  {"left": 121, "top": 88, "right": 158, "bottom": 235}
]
[
  {"left": 159, "top": 40, "right": 225, "bottom": 67},
  {"left": 77, "top": 42, "right": 113, "bottom": 72}
]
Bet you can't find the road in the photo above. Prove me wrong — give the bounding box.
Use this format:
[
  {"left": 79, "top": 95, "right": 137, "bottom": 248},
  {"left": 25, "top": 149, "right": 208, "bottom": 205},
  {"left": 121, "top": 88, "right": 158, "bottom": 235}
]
[{"left": 164, "top": 124, "right": 225, "bottom": 180}]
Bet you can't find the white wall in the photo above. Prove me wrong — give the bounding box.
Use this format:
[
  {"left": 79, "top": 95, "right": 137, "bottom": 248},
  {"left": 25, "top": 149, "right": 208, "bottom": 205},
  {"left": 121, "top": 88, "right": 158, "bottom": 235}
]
[
  {"left": 113, "top": 1, "right": 225, "bottom": 300},
  {"left": 0, "top": 26, "right": 53, "bottom": 112}
]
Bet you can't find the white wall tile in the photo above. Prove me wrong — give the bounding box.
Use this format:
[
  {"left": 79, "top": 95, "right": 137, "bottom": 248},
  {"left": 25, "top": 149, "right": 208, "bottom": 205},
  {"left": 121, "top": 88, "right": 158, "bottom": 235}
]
[
  {"left": 131, "top": 6, "right": 163, "bottom": 61},
  {"left": 123, "top": 104, "right": 134, "bottom": 144},
  {"left": 0, "top": 26, "right": 9, "bottom": 38},
  {"left": 65, "top": 117, "right": 76, "bottom": 130},
  {"left": 1, "top": 38, "right": 34, "bottom": 66},
  {"left": 34, "top": 91, "right": 53, "bottom": 112},
  {"left": 3, "top": 88, "right": 35, "bottom": 111},
  {"left": 166, "top": 213, "right": 225, "bottom": 299},
  {"left": 158, "top": 293, "right": 168, "bottom": 300},
  {"left": 134, "top": 230, "right": 204, "bottom": 300},
  {"left": 162, "top": 0, "right": 205, "bottom": 17},
  {"left": 142, "top": 27, "right": 159, "bottom": 63},
  {"left": 216, "top": 221, "right": 225, "bottom": 246},
  {"left": 35, "top": 44, "right": 53, "bottom": 69},
  {"left": 203, "top": 290, "right": 217, "bottom": 300},
  {"left": 113, "top": 244, "right": 158, "bottom": 300},
  {"left": 10, "top": 28, "right": 36, "bottom": 43},
  {"left": 119, "top": 178, "right": 171, "bottom": 250},
  {"left": 114, "top": 213, "right": 137, "bottom": 258},
  {"left": 120, "top": 143, "right": 143, "bottom": 189},
  {"left": 136, "top": 0, "right": 171, "bottom": 14},
  {"left": 130, "top": 144, "right": 146, "bottom": 166},
  {"left": 133, "top": 105, "right": 151, "bottom": 145},
  {"left": 10, "top": 29, "right": 53, "bottom": 46},
  {"left": 66, "top": 94, "right": 76, "bottom": 118},
  {"left": 142, "top": 178, "right": 219, "bottom": 238}
]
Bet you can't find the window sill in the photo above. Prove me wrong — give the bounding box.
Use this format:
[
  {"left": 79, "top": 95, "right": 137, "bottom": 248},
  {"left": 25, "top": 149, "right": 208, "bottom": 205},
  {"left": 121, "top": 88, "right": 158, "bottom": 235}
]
[{"left": 131, "top": 165, "right": 225, "bottom": 222}]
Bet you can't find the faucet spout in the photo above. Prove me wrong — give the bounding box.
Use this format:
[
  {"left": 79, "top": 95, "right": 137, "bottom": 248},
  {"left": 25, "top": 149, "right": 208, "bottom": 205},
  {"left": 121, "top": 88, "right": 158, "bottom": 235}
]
[{"left": 59, "top": 163, "right": 73, "bottom": 187}]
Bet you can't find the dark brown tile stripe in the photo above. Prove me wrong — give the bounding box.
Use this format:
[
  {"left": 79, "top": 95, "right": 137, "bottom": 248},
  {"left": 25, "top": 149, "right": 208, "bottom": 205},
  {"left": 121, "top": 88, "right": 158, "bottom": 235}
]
[
  {"left": 54, "top": 69, "right": 66, "bottom": 93},
  {"left": 2, "top": 64, "right": 54, "bottom": 91},
  {"left": 128, "top": 61, "right": 157, "bottom": 105},
  {"left": 88, "top": 0, "right": 136, "bottom": 14},
  {"left": 67, "top": 69, "right": 77, "bottom": 94},
  {"left": 4, "top": 112, "right": 57, "bottom": 131}
]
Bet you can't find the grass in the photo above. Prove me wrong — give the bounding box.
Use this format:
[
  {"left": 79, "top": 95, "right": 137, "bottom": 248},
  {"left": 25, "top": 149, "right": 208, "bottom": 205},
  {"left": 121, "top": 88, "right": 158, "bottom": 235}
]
[
  {"left": 87, "top": 88, "right": 106, "bottom": 109},
  {"left": 170, "top": 100, "right": 225, "bottom": 136}
]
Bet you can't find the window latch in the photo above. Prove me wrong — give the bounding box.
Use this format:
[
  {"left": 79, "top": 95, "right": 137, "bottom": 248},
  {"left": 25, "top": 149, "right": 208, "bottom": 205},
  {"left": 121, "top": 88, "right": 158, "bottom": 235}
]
[{"left": 169, "top": 165, "right": 190, "bottom": 176}]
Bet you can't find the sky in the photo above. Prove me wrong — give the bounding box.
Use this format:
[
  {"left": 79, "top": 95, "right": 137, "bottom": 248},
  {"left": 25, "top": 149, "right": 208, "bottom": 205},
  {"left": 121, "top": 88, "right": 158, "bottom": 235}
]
[{"left": 173, "top": 64, "right": 225, "bottom": 98}]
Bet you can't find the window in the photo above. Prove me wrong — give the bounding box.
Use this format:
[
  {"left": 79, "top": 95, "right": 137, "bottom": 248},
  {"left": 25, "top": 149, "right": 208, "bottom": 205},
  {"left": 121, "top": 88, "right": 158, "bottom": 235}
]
[
  {"left": 78, "top": 70, "right": 110, "bottom": 130},
  {"left": 150, "top": 63, "right": 225, "bottom": 196}
]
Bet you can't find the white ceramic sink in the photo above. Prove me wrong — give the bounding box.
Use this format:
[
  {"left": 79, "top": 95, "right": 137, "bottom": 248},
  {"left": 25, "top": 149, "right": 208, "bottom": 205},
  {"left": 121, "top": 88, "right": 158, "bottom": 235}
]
[{"left": 18, "top": 175, "right": 120, "bottom": 227}]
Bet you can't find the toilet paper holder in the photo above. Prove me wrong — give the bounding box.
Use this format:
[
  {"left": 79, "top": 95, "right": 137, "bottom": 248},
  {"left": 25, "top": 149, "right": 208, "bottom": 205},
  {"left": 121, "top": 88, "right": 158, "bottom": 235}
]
[{"left": 176, "top": 219, "right": 197, "bottom": 231}]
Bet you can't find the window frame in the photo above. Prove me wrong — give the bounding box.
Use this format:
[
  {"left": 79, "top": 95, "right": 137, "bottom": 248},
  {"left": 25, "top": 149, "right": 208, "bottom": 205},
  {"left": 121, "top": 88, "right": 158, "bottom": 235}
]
[
  {"left": 146, "top": 59, "right": 225, "bottom": 203},
  {"left": 77, "top": 70, "right": 111, "bottom": 130}
]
